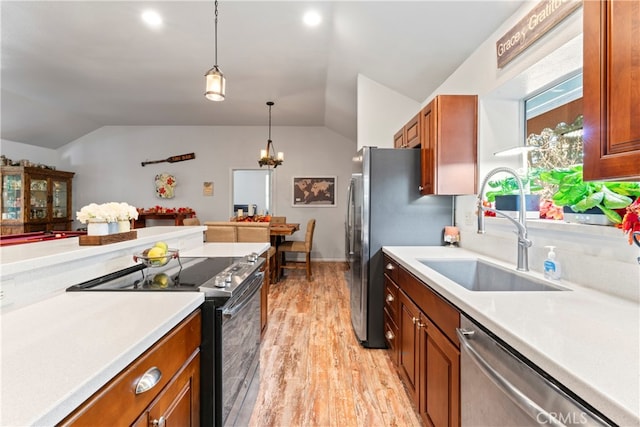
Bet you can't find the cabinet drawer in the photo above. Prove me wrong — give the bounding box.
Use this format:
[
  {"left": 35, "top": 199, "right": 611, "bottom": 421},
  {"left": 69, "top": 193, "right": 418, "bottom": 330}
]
[
  {"left": 384, "top": 276, "right": 399, "bottom": 322},
  {"left": 59, "top": 309, "right": 202, "bottom": 426},
  {"left": 383, "top": 255, "right": 400, "bottom": 283},
  {"left": 383, "top": 311, "right": 399, "bottom": 366},
  {"left": 132, "top": 350, "right": 201, "bottom": 427},
  {"left": 399, "top": 268, "right": 459, "bottom": 346}
]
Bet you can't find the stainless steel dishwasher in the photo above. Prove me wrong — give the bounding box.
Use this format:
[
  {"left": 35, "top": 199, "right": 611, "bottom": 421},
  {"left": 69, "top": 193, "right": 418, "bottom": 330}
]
[{"left": 457, "top": 314, "right": 614, "bottom": 426}]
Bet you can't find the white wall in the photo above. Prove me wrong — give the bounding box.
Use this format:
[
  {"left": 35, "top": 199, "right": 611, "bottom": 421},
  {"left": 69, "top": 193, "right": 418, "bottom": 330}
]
[
  {"left": 1, "top": 139, "right": 60, "bottom": 167},
  {"left": 25, "top": 125, "right": 356, "bottom": 262},
  {"left": 356, "top": 74, "right": 420, "bottom": 150}
]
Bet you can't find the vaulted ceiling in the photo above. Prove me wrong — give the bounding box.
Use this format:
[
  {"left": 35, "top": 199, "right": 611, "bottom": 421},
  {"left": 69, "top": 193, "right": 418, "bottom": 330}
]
[{"left": 1, "top": 1, "right": 525, "bottom": 149}]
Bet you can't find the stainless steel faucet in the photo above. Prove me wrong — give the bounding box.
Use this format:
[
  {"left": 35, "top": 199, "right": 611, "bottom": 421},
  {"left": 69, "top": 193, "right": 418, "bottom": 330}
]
[{"left": 477, "top": 167, "right": 532, "bottom": 271}]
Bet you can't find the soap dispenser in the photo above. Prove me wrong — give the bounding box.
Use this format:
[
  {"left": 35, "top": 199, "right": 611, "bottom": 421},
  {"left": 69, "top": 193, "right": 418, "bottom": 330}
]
[{"left": 544, "top": 246, "right": 562, "bottom": 280}]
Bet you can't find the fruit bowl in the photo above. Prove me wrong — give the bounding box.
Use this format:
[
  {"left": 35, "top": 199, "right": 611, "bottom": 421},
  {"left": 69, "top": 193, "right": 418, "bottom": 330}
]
[{"left": 133, "top": 248, "right": 180, "bottom": 268}]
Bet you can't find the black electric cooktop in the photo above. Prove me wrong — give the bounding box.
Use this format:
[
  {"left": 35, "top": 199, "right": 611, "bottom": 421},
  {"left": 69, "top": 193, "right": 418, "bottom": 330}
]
[{"left": 66, "top": 256, "right": 263, "bottom": 298}]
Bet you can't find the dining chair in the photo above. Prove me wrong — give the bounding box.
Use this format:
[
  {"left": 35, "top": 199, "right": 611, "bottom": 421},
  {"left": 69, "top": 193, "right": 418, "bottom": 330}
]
[
  {"left": 182, "top": 217, "right": 201, "bottom": 226},
  {"left": 278, "top": 219, "right": 316, "bottom": 281},
  {"left": 270, "top": 216, "right": 286, "bottom": 224},
  {"left": 236, "top": 223, "right": 278, "bottom": 286},
  {"left": 205, "top": 223, "right": 237, "bottom": 242}
]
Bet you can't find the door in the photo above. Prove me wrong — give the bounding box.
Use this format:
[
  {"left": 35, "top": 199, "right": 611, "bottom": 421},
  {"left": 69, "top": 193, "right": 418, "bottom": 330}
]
[
  {"left": 420, "top": 100, "right": 435, "bottom": 195},
  {"left": 51, "top": 178, "right": 69, "bottom": 220},
  {"left": 28, "top": 175, "right": 49, "bottom": 223},
  {"left": 348, "top": 170, "right": 366, "bottom": 341},
  {"left": 1, "top": 171, "right": 24, "bottom": 231},
  {"left": 398, "top": 290, "right": 420, "bottom": 404},
  {"left": 583, "top": 0, "right": 640, "bottom": 181},
  {"left": 420, "top": 318, "right": 460, "bottom": 427}
]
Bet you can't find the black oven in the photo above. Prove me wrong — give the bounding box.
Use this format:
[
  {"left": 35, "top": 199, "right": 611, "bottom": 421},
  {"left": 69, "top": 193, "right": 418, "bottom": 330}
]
[{"left": 66, "top": 255, "right": 265, "bottom": 427}]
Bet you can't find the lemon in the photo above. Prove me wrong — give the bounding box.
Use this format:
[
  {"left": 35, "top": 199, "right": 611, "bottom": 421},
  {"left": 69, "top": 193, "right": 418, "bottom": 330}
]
[
  {"left": 147, "top": 246, "right": 166, "bottom": 266},
  {"left": 152, "top": 273, "right": 170, "bottom": 288},
  {"left": 154, "top": 241, "right": 169, "bottom": 252}
]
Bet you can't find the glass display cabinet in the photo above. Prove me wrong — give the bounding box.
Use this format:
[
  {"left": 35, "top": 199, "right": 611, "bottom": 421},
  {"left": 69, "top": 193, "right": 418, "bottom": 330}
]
[{"left": 1, "top": 166, "right": 75, "bottom": 235}]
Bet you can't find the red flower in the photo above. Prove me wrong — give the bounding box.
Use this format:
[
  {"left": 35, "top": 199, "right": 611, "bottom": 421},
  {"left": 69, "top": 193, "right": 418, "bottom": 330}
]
[
  {"left": 539, "top": 199, "right": 564, "bottom": 220},
  {"left": 620, "top": 198, "right": 640, "bottom": 245}
]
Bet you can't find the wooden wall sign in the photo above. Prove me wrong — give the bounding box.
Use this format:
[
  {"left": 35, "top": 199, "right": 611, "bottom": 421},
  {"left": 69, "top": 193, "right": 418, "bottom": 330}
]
[
  {"left": 141, "top": 152, "right": 196, "bottom": 167},
  {"left": 496, "top": 0, "right": 582, "bottom": 69}
]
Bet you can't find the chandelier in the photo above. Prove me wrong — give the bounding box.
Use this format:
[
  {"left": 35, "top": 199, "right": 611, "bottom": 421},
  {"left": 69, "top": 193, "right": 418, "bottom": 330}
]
[
  {"left": 258, "top": 101, "right": 284, "bottom": 168},
  {"left": 204, "top": 0, "right": 225, "bottom": 101}
]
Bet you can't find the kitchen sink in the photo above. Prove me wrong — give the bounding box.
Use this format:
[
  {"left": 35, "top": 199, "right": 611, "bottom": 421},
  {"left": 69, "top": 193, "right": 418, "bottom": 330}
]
[{"left": 418, "top": 258, "right": 569, "bottom": 292}]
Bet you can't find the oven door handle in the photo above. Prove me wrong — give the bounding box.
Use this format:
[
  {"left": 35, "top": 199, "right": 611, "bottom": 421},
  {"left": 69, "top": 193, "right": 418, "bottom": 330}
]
[
  {"left": 456, "top": 328, "right": 567, "bottom": 427},
  {"left": 222, "top": 272, "right": 264, "bottom": 318}
]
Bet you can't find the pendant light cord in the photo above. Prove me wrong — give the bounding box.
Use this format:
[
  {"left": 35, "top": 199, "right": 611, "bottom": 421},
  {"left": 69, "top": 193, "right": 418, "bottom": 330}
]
[
  {"left": 268, "top": 102, "right": 272, "bottom": 142},
  {"left": 214, "top": 0, "right": 219, "bottom": 66}
]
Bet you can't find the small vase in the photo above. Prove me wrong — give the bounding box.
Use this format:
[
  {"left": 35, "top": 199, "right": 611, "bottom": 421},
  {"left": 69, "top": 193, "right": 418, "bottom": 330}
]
[
  {"left": 118, "top": 220, "right": 131, "bottom": 233},
  {"left": 87, "top": 220, "right": 109, "bottom": 236},
  {"left": 108, "top": 222, "right": 118, "bottom": 234}
]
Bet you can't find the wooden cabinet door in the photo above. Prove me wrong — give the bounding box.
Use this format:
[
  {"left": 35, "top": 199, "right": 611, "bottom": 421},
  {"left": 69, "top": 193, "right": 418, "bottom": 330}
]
[
  {"left": 394, "top": 128, "right": 406, "bottom": 148},
  {"left": 405, "top": 113, "right": 421, "bottom": 148},
  {"left": 398, "top": 290, "right": 420, "bottom": 404},
  {"left": 420, "top": 95, "right": 477, "bottom": 195},
  {"left": 583, "top": 0, "right": 640, "bottom": 181},
  {"left": 420, "top": 101, "right": 435, "bottom": 194},
  {"left": 419, "top": 319, "right": 460, "bottom": 427},
  {"left": 132, "top": 350, "right": 201, "bottom": 427}
]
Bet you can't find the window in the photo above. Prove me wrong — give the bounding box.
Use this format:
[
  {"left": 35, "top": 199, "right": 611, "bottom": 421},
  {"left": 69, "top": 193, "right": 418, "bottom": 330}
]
[{"left": 523, "top": 73, "right": 639, "bottom": 224}]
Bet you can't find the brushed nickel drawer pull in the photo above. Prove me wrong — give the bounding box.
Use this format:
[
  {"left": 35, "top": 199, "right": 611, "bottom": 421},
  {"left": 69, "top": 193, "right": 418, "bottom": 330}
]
[
  {"left": 385, "top": 330, "right": 395, "bottom": 340},
  {"left": 151, "top": 416, "right": 166, "bottom": 427},
  {"left": 386, "top": 293, "right": 394, "bottom": 303},
  {"left": 385, "top": 263, "right": 395, "bottom": 271},
  {"left": 135, "top": 367, "right": 162, "bottom": 395}
]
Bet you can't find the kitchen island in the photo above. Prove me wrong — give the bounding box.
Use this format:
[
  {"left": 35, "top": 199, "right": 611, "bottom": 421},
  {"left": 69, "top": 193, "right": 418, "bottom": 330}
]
[
  {"left": 0, "top": 227, "right": 269, "bottom": 426},
  {"left": 383, "top": 246, "right": 639, "bottom": 427}
]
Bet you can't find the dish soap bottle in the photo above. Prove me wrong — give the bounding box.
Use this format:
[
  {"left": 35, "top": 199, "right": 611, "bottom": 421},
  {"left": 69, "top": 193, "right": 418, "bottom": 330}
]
[{"left": 544, "top": 246, "right": 562, "bottom": 280}]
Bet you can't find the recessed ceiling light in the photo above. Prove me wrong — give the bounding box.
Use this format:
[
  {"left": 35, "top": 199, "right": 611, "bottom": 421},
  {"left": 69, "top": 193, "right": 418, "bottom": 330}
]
[
  {"left": 141, "top": 10, "right": 163, "bottom": 28},
  {"left": 303, "top": 10, "right": 322, "bottom": 27}
]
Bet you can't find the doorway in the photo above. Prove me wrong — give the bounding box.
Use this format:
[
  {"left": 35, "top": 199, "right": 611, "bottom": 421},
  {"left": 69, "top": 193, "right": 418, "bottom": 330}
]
[{"left": 232, "top": 169, "right": 273, "bottom": 216}]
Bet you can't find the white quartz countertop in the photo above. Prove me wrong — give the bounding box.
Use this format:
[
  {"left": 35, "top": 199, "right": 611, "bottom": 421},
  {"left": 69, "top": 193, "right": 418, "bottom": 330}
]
[
  {"left": 383, "top": 246, "right": 640, "bottom": 427},
  {"left": 181, "top": 242, "right": 269, "bottom": 258},
  {"left": 0, "top": 291, "right": 204, "bottom": 426}
]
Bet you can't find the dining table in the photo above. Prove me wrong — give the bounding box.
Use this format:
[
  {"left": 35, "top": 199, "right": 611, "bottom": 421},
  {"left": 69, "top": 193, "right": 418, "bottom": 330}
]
[{"left": 269, "top": 223, "right": 300, "bottom": 238}]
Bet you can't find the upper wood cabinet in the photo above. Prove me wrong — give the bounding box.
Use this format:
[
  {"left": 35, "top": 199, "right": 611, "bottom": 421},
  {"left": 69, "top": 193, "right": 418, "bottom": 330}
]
[
  {"left": 420, "top": 95, "right": 477, "bottom": 195},
  {"left": 583, "top": 0, "right": 640, "bottom": 181},
  {"left": 394, "top": 112, "right": 421, "bottom": 148},
  {"left": 1, "top": 166, "right": 75, "bottom": 235}
]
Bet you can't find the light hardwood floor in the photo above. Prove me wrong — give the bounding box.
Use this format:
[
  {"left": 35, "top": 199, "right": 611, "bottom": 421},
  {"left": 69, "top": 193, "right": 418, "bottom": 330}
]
[{"left": 249, "top": 262, "right": 422, "bottom": 427}]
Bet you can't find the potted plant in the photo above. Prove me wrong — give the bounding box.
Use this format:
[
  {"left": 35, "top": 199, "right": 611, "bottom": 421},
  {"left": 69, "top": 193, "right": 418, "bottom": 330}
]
[{"left": 539, "top": 164, "right": 640, "bottom": 225}]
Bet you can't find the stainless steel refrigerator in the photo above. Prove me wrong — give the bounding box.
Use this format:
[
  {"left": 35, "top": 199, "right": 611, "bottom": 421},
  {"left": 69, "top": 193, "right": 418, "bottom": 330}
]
[{"left": 345, "top": 147, "right": 453, "bottom": 348}]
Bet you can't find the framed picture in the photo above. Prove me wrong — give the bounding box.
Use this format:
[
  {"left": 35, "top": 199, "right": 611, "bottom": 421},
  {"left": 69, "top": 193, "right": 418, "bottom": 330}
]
[{"left": 292, "top": 176, "right": 337, "bottom": 207}]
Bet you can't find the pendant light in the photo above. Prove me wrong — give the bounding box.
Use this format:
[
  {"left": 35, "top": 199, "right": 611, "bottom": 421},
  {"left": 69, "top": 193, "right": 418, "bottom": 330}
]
[
  {"left": 204, "top": 0, "right": 225, "bottom": 101},
  {"left": 258, "top": 101, "right": 284, "bottom": 168}
]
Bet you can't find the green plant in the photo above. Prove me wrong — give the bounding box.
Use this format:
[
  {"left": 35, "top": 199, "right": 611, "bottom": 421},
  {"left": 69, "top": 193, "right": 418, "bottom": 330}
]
[
  {"left": 539, "top": 165, "right": 640, "bottom": 224},
  {"left": 484, "top": 170, "right": 543, "bottom": 202}
]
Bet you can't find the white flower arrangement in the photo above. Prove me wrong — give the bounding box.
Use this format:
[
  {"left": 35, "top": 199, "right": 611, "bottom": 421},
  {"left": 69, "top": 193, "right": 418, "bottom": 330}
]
[{"left": 76, "top": 202, "right": 139, "bottom": 224}]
